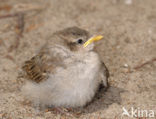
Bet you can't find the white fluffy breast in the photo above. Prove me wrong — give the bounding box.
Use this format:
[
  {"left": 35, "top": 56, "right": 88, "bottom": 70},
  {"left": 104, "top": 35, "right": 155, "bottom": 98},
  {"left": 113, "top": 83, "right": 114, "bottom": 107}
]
[{"left": 22, "top": 51, "right": 101, "bottom": 108}]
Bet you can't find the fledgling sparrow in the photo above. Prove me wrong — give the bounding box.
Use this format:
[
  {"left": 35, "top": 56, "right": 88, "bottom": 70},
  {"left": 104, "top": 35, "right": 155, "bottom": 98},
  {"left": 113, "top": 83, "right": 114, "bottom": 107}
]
[{"left": 21, "top": 26, "right": 109, "bottom": 108}]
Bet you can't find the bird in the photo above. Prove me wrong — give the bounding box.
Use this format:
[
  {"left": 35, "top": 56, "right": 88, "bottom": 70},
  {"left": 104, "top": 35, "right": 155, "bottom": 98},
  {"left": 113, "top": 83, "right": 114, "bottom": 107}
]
[{"left": 21, "top": 26, "right": 109, "bottom": 109}]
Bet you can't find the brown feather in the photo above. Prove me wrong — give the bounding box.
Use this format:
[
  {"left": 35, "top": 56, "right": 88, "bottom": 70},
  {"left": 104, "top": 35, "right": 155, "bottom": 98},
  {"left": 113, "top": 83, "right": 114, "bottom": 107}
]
[
  {"left": 22, "top": 48, "right": 66, "bottom": 83},
  {"left": 102, "top": 62, "right": 109, "bottom": 78},
  {"left": 22, "top": 54, "right": 48, "bottom": 83}
]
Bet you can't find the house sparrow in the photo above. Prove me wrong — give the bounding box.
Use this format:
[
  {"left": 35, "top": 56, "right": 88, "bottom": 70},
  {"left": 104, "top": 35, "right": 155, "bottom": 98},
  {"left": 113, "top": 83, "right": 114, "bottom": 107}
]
[{"left": 22, "top": 26, "right": 109, "bottom": 109}]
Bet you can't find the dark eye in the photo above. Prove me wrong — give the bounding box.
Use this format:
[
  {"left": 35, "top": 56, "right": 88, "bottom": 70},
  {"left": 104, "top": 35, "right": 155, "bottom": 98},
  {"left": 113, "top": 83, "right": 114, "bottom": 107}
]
[{"left": 77, "top": 39, "right": 83, "bottom": 44}]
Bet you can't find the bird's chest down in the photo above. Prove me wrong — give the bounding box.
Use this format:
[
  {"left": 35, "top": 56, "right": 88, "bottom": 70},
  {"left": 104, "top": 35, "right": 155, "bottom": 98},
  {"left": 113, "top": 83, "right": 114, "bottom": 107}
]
[{"left": 47, "top": 52, "right": 101, "bottom": 107}]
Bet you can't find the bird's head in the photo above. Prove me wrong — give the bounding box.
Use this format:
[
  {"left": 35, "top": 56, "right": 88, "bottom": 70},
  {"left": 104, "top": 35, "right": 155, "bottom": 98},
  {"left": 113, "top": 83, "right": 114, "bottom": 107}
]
[{"left": 53, "top": 26, "right": 103, "bottom": 53}]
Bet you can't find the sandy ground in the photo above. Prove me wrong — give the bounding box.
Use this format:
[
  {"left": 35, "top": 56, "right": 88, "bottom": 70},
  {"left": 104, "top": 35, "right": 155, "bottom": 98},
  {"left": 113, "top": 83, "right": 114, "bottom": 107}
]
[{"left": 0, "top": 0, "right": 156, "bottom": 119}]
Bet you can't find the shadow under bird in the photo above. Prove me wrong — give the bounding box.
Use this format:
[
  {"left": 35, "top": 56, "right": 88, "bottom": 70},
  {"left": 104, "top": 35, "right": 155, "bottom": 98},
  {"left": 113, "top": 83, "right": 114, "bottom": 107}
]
[{"left": 22, "top": 26, "right": 109, "bottom": 109}]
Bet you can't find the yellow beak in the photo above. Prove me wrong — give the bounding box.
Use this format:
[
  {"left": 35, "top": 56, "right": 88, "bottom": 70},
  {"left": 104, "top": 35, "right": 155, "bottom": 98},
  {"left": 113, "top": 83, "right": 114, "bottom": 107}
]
[{"left": 83, "top": 35, "right": 103, "bottom": 47}]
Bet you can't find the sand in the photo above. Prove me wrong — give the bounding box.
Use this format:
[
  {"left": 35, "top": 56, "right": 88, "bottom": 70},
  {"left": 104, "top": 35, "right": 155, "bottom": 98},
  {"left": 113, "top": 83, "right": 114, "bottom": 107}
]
[{"left": 0, "top": 0, "right": 156, "bottom": 118}]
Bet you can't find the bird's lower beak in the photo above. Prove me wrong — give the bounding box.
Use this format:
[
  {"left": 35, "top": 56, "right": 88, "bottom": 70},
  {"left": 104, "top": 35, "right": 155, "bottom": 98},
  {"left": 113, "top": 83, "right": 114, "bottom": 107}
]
[{"left": 83, "top": 35, "right": 103, "bottom": 47}]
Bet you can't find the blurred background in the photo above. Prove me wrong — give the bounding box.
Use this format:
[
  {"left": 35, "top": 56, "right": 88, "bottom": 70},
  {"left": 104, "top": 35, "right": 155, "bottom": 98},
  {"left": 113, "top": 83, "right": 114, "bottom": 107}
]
[{"left": 0, "top": 0, "right": 156, "bottom": 118}]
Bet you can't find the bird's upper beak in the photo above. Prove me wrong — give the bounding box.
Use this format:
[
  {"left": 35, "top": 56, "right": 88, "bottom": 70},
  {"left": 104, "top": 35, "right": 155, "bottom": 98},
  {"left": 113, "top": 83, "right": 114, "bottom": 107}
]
[{"left": 83, "top": 35, "right": 103, "bottom": 47}]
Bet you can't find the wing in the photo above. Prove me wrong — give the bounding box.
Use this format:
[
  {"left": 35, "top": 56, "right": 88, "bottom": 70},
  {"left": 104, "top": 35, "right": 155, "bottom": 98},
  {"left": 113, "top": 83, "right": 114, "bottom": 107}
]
[
  {"left": 98, "top": 62, "right": 109, "bottom": 89},
  {"left": 22, "top": 54, "right": 48, "bottom": 83},
  {"left": 22, "top": 47, "right": 66, "bottom": 83}
]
